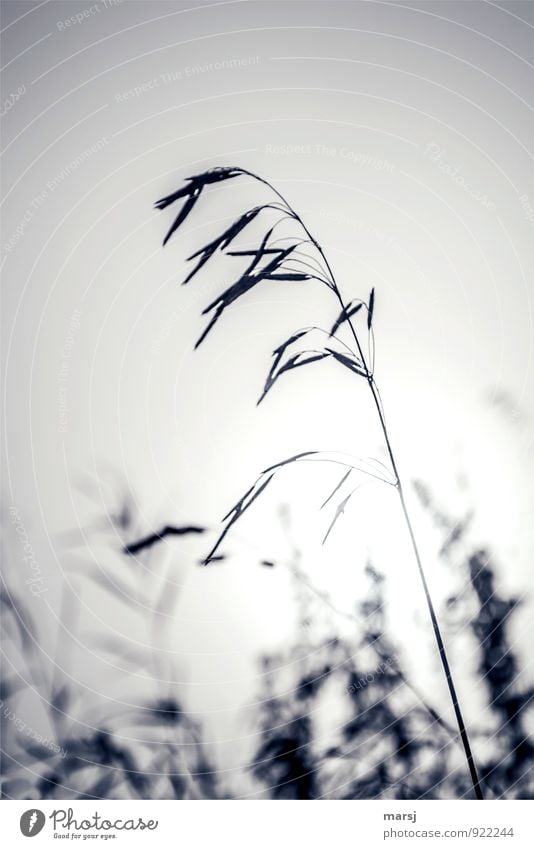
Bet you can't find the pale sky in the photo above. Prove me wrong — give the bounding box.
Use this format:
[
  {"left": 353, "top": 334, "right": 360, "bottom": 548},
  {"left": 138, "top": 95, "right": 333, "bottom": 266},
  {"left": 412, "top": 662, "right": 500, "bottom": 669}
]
[{"left": 2, "top": 0, "right": 533, "bottom": 779}]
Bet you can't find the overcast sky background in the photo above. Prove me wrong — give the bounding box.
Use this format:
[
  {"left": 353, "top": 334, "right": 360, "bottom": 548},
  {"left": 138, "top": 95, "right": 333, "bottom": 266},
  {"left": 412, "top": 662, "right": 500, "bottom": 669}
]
[{"left": 2, "top": 0, "right": 534, "bottom": 781}]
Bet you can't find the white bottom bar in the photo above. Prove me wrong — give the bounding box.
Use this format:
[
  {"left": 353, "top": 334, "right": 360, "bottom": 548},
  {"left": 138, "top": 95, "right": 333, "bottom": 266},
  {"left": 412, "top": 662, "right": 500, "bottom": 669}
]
[{"left": 1, "top": 800, "right": 532, "bottom": 847}]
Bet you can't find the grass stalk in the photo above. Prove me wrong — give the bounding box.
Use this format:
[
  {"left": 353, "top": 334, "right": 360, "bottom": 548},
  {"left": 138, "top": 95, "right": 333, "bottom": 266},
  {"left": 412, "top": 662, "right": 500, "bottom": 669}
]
[
  {"left": 253, "top": 172, "right": 484, "bottom": 800},
  {"left": 155, "top": 165, "right": 485, "bottom": 799}
]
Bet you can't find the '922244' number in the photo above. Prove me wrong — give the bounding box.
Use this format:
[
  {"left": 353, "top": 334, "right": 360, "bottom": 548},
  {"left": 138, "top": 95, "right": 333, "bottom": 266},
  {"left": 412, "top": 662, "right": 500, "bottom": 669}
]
[{"left": 470, "top": 827, "right": 514, "bottom": 837}]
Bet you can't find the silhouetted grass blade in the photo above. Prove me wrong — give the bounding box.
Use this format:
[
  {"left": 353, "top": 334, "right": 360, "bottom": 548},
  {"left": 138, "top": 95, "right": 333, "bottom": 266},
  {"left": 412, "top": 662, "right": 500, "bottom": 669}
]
[
  {"left": 330, "top": 301, "right": 363, "bottom": 337},
  {"left": 259, "top": 351, "right": 329, "bottom": 404},
  {"left": 320, "top": 469, "right": 352, "bottom": 509},
  {"left": 184, "top": 205, "right": 272, "bottom": 284},
  {"left": 222, "top": 479, "right": 260, "bottom": 522},
  {"left": 261, "top": 450, "right": 319, "bottom": 475},
  {"left": 196, "top": 554, "right": 225, "bottom": 564},
  {"left": 322, "top": 493, "right": 352, "bottom": 544},
  {"left": 227, "top": 248, "right": 281, "bottom": 257},
  {"left": 367, "top": 288, "right": 375, "bottom": 330},
  {"left": 202, "top": 474, "right": 275, "bottom": 565},
  {"left": 156, "top": 167, "right": 243, "bottom": 246},
  {"left": 259, "top": 329, "right": 366, "bottom": 404},
  {"left": 325, "top": 348, "right": 367, "bottom": 377},
  {"left": 264, "top": 272, "right": 311, "bottom": 281},
  {"left": 124, "top": 525, "right": 205, "bottom": 555},
  {"left": 154, "top": 183, "right": 194, "bottom": 210},
  {"left": 201, "top": 274, "right": 259, "bottom": 316},
  {"left": 160, "top": 190, "right": 200, "bottom": 246},
  {"left": 152, "top": 164, "right": 487, "bottom": 800},
  {"left": 194, "top": 239, "right": 308, "bottom": 348}
]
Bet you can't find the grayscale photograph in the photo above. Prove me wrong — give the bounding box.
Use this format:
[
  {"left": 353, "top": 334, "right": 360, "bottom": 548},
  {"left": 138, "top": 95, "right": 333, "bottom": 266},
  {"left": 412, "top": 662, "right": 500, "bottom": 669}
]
[{"left": 1, "top": 0, "right": 533, "bottom": 834}]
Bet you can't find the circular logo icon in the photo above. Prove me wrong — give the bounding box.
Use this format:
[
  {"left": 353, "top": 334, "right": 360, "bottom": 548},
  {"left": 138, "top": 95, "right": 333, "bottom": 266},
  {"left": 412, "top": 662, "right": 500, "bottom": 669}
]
[{"left": 20, "top": 809, "right": 46, "bottom": 837}]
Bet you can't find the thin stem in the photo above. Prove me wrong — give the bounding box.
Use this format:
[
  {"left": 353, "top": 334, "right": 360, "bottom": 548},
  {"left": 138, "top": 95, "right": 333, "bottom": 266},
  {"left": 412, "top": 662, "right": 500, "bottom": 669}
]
[
  {"left": 345, "top": 318, "right": 484, "bottom": 800},
  {"left": 241, "top": 168, "right": 485, "bottom": 799},
  {"left": 367, "top": 377, "right": 484, "bottom": 799}
]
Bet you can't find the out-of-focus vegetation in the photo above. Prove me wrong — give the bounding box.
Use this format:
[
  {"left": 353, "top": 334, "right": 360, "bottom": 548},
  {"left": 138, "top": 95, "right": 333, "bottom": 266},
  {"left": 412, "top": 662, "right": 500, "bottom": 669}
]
[{"left": 1, "top": 482, "right": 532, "bottom": 800}]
